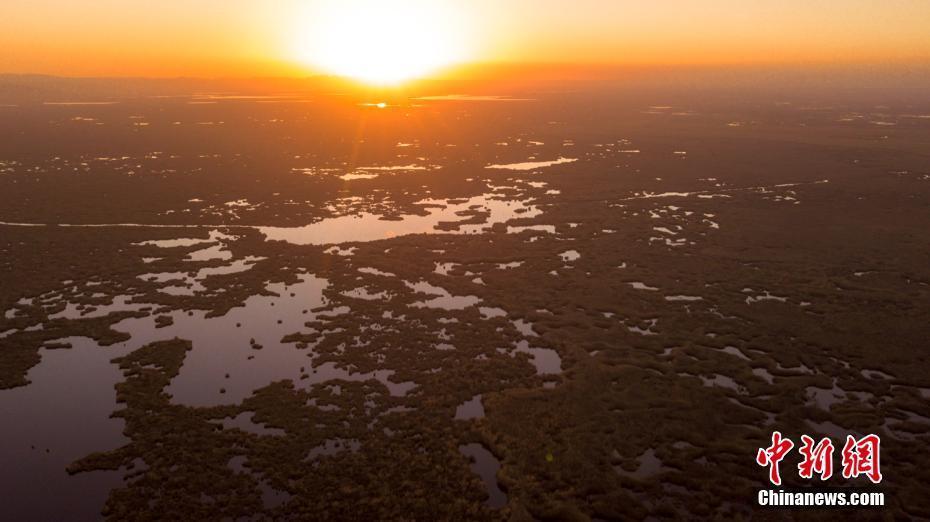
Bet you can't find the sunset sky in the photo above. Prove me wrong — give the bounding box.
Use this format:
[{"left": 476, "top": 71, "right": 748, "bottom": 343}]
[{"left": 3, "top": 0, "right": 930, "bottom": 79}]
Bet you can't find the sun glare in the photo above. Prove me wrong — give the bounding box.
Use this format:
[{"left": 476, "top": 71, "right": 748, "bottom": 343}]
[{"left": 294, "top": 0, "right": 471, "bottom": 85}]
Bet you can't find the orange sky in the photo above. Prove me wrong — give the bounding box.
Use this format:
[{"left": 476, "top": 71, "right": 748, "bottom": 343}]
[{"left": 2, "top": 0, "right": 930, "bottom": 78}]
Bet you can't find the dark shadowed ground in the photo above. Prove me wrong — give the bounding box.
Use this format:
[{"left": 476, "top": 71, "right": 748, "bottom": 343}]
[{"left": 1, "top": 73, "right": 928, "bottom": 520}]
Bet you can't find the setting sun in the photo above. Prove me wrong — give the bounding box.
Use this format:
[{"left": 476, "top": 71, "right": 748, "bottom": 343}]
[{"left": 293, "top": 0, "right": 471, "bottom": 85}]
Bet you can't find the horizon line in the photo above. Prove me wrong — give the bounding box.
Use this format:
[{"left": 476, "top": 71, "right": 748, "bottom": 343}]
[{"left": 3, "top": 59, "right": 930, "bottom": 83}]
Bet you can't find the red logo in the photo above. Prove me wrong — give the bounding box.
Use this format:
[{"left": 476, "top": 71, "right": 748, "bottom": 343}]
[
  {"left": 841, "top": 434, "right": 882, "bottom": 484},
  {"left": 756, "top": 432, "right": 882, "bottom": 485},
  {"left": 756, "top": 431, "right": 794, "bottom": 486},
  {"left": 798, "top": 435, "right": 834, "bottom": 480}
]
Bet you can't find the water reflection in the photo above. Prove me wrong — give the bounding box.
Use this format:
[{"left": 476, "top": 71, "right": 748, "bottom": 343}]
[
  {"left": 0, "top": 338, "right": 132, "bottom": 520},
  {"left": 260, "top": 194, "right": 541, "bottom": 246},
  {"left": 486, "top": 157, "right": 577, "bottom": 171},
  {"left": 459, "top": 443, "right": 507, "bottom": 508}
]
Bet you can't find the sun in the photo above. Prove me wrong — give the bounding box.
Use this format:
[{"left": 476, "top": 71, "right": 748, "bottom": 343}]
[{"left": 294, "top": 0, "right": 471, "bottom": 85}]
